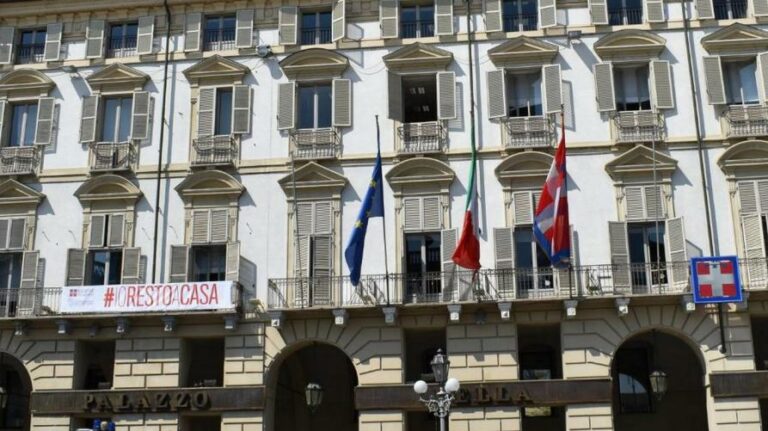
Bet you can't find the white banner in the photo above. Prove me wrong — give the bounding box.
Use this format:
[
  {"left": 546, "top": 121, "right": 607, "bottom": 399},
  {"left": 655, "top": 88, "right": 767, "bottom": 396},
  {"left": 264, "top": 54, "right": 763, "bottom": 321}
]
[{"left": 60, "top": 281, "right": 235, "bottom": 314}]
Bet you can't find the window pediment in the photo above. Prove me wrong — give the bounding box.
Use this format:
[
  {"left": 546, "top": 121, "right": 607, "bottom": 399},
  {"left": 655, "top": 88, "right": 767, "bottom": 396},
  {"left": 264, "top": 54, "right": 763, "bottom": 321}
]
[
  {"left": 701, "top": 23, "right": 768, "bottom": 54},
  {"left": 495, "top": 151, "right": 554, "bottom": 182},
  {"left": 383, "top": 43, "right": 453, "bottom": 71},
  {"left": 176, "top": 170, "right": 245, "bottom": 202},
  {"left": 183, "top": 55, "right": 251, "bottom": 87},
  {"left": 75, "top": 174, "right": 142, "bottom": 205},
  {"left": 0, "top": 69, "right": 55, "bottom": 98},
  {"left": 605, "top": 145, "right": 677, "bottom": 182},
  {"left": 279, "top": 162, "right": 347, "bottom": 199},
  {"left": 488, "top": 37, "right": 559, "bottom": 67},
  {"left": 86, "top": 64, "right": 150, "bottom": 93},
  {"left": 0, "top": 179, "right": 44, "bottom": 208},
  {"left": 718, "top": 140, "right": 768, "bottom": 176},
  {"left": 279, "top": 49, "right": 350, "bottom": 80},
  {"left": 594, "top": 30, "right": 666, "bottom": 60},
  {"left": 385, "top": 158, "right": 455, "bottom": 191}
]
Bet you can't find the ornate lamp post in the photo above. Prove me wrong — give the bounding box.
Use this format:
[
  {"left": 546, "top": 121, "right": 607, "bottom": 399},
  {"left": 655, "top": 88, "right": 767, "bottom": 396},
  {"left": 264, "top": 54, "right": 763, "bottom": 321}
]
[
  {"left": 649, "top": 370, "right": 668, "bottom": 401},
  {"left": 413, "top": 349, "right": 461, "bottom": 431},
  {"left": 305, "top": 382, "right": 324, "bottom": 414}
]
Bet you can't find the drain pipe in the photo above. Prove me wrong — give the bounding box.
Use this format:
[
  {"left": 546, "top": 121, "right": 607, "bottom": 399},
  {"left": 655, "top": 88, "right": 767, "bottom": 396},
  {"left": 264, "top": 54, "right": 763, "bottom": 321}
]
[{"left": 151, "top": 0, "right": 172, "bottom": 283}]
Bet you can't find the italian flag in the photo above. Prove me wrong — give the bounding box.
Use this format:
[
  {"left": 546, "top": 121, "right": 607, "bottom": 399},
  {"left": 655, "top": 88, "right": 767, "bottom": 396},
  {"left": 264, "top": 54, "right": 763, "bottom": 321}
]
[{"left": 452, "top": 140, "right": 481, "bottom": 270}]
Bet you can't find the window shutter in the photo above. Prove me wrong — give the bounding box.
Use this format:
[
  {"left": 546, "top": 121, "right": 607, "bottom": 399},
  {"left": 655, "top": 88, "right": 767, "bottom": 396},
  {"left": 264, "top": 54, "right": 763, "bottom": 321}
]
[
  {"left": 542, "top": 64, "right": 562, "bottom": 114},
  {"left": 8, "top": 218, "right": 25, "bottom": 250},
  {"left": 624, "top": 186, "right": 645, "bottom": 221},
  {"left": 696, "top": 0, "right": 715, "bottom": 19},
  {"left": 493, "top": 227, "right": 516, "bottom": 296},
  {"left": 380, "top": 0, "right": 400, "bottom": 39},
  {"left": 226, "top": 241, "right": 241, "bottom": 282},
  {"left": 236, "top": 9, "right": 255, "bottom": 48},
  {"left": 484, "top": 0, "right": 503, "bottom": 32},
  {"left": 608, "top": 221, "right": 631, "bottom": 293},
  {"left": 332, "top": 79, "right": 352, "bottom": 127},
  {"left": 756, "top": 0, "right": 768, "bottom": 16},
  {"left": 278, "top": 82, "right": 296, "bottom": 130},
  {"left": 79, "top": 95, "right": 100, "bottom": 144},
  {"left": 85, "top": 20, "right": 105, "bottom": 59},
  {"left": 311, "top": 235, "right": 333, "bottom": 304},
  {"left": 758, "top": 180, "right": 768, "bottom": 213},
  {"left": 131, "top": 91, "right": 151, "bottom": 141},
  {"left": 279, "top": 6, "right": 298, "bottom": 45},
  {"left": 232, "top": 85, "right": 252, "bottom": 134},
  {"left": 403, "top": 197, "right": 423, "bottom": 231},
  {"left": 422, "top": 196, "right": 442, "bottom": 230},
  {"left": 332, "top": 0, "right": 347, "bottom": 41},
  {"left": 19, "top": 251, "right": 39, "bottom": 290},
  {"left": 296, "top": 202, "right": 314, "bottom": 237},
  {"left": 512, "top": 191, "right": 534, "bottom": 225},
  {"left": 0, "top": 101, "right": 5, "bottom": 144},
  {"left": 539, "top": 0, "right": 558, "bottom": 28},
  {"left": 121, "top": 247, "right": 142, "bottom": 284},
  {"left": 703, "top": 56, "right": 726, "bottom": 105},
  {"left": 191, "top": 210, "right": 211, "bottom": 244},
  {"left": 487, "top": 70, "right": 508, "bottom": 119},
  {"left": 441, "top": 228, "right": 458, "bottom": 302},
  {"left": 169, "top": 245, "right": 190, "bottom": 283},
  {"left": 0, "top": 220, "right": 8, "bottom": 249},
  {"left": 435, "top": 0, "right": 454, "bottom": 35},
  {"left": 108, "top": 214, "right": 125, "bottom": 247},
  {"left": 437, "top": 71, "right": 457, "bottom": 120},
  {"left": 89, "top": 214, "right": 106, "bottom": 248},
  {"left": 589, "top": 0, "right": 609, "bottom": 24},
  {"left": 184, "top": 13, "right": 202, "bottom": 52},
  {"left": 593, "top": 63, "right": 616, "bottom": 112},
  {"left": 295, "top": 235, "right": 310, "bottom": 305},
  {"left": 665, "top": 216, "right": 688, "bottom": 288},
  {"left": 388, "top": 72, "right": 403, "bottom": 121},
  {"left": 741, "top": 213, "right": 768, "bottom": 286},
  {"left": 210, "top": 208, "right": 229, "bottom": 243},
  {"left": 738, "top": 180, "right": 759, "bottom": 214},
  {"left": 66, "top": 248, "right": 87, "bottom": 286},
  {"left": 44, "top": 23, "right": 63, "bottom": 61},
  {"left": 0, "top": 27, "right": 14, "bottom": 65},
  {"left": 313, "top": 202, "right": 333, "bottom": 234},
  {"left": 197, "top": 87, "right": 216, "bottom": 138},
  {"left": 757, "top": 53, "right": 768, "bottom": 104},
  {"left": 650, "top": 60, "right": 674, "bottom": 110},
  {"left": 35, "top": 97, "right": 55, "bottom": 145},
  {"left": 136, "top": 16, "right": 155, "bottom": 55},
  {"left": 644, "top": 0, "right": 665, "bottom": 22},
  {"left": 644, "top": 185, "right": 664, "bottom": 220}
]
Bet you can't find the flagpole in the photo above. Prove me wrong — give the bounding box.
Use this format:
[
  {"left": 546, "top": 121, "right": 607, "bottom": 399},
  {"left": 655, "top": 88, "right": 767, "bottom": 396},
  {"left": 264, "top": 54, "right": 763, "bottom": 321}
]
[
  {"left": 466, "top": 0, "right": 479, "bottom": 283},
  {"left": 376, "top": 115, "right": 392, "bottom": 306},
  {"left": 561, "top": 106, "right": 574, "bottom": 300}
]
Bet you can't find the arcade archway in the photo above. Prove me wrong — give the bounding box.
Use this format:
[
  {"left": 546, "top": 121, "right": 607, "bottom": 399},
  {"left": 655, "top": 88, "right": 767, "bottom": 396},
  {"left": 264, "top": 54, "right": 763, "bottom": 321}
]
[{"left": 0, "top": 352, "right": 31, "bottom": 431}]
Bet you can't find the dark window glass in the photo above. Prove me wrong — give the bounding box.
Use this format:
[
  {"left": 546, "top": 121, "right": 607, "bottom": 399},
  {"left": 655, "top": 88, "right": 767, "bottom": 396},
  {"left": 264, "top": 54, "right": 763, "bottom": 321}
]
[
  {"left": 301, "top": 11, "right": 332, "bottom": 45},
  {"left": 615, "top": 347, "right": 652, "bottom": 413},
  {"left": 404, "top": 233, "right": 441, "bottom": 302},
  {"left": 182, "top": 338, "right": 224, "bottom": 387},
  {"left": 215, "top": 88, "right": 233, "bottom": 136},
  {"left": 0, "top": 253, "right": 22, "bottom": 290},
  {"left": 88, "top": 250, "right": 123, "bottom": 286},
  {"left": 107, "top": 22, "right": 139, "bottom": 57},
  {"left": 628, "top": 223, "right": 667, "bottom": 292},
  {"left": 404, "top": 329, "right": 445, "bottom": 382},
  {"left": 9, "top": 103, "right": 38, "bottom": 147},
  {"left": 713, "top": 0, "right": 747, "bottom": 19},
  {"left": 402, "top": 75, "right": 437, "bottom": 123},
  {"left": 614, "top": 66, "right": 651, "bottom": 112},
  {"left": 401, "top": 5, "right": 434, "bottom": 38},
  {"left": 16, "top": 29, "right": 45, "bottom": 64},
  {"left": 192, "top": 245, "right": 227, "bottom": 282},
  {"left": 101, "top": 96, "right": 133, "bottom": 142},
  {"left": 514, "top": 227, "right": 553, "bottom": 297},
  {"left": 503, "top": 0, "right": 538, "bottom": 31},
  {"left": 608, "top": 0, "right": 643, "bottom": 25},
  {"left": 298, "top": 84, "right": 332, "bottom": 129},
  {"left": 204, "top": 15, "right": 236, "bottom": 51}
]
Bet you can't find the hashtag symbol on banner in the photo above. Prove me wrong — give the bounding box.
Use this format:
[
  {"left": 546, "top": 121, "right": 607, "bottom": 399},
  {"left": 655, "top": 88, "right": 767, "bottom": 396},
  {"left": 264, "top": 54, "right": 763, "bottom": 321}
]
[{"left": 103, "top": 287, "right": 115, "bottom": 308}]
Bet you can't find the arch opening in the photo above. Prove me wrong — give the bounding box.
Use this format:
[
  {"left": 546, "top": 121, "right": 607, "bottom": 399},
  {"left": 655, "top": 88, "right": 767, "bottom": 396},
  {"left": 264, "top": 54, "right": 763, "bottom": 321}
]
[{"left": 0, "top": 353, "right": 31, "bottom": 431}]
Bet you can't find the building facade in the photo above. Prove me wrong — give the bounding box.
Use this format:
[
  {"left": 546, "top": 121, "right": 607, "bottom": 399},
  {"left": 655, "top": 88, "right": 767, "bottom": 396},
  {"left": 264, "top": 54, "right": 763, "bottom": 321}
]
[{"left": 0, "top": 0, "right": 767, "bottom": 429}]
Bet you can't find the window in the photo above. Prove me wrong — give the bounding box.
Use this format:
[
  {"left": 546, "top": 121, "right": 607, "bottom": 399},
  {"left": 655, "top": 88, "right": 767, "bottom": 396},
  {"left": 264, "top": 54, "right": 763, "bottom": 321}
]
[
  {"left": 107, "top": 22, "right": 138, "bottom": 58},
  {"left": 74, "top": 340, "right": 115, "bottom": 390},
  {"left": 0, "top": 253, "right": 22, "bottom": 290},
  {"left": 181, "top": 338, "right": 224, "bottom": 387},
  {"left": 752, "top": 316, "right": 768, "bottom": 370},
  {"left": 15, "top": 29, "right": 45, "bottom": 64},
  {"left": 86, "top": 250, "right": 123, "bottom": 286},
  {"left": 506, "top": 71, "right": 542, "bottom": 117},
  {"left": 401, "top": 4, "right": 434, "bottom": 38},
  {"left": 404, "top": 328, "right": 445, "bottom": 382},
  {"left": 713, "top": 0, "right": 747, "bottom": 19},
  {"left": 214, "top": 88, "right": 233, "bottom": 136},
  {"left": 514, "top": 227, "right": 553, "bottom": 296},
  {"left": 181, "top": 416, "right": 221, "bottom": 431},
  {"left": 301, "top": 11, "right": 332, "bottom": 45},
  {"left": 402, "top": 75, "right": 437, "bottom": 123},
  {"left": 405, "top": 233, "right": 442, "bottom": 301},
  {"left": 191, "top": 245, "right": 226, "bottom": 282},
  {"left": 8, "top": 103, "right": 38, "bottom": 147},
  {"left": 203, "top": 15, "right": 236, "bottom": 51},
  {"left": 298, "top": 84, "right": 332, "bottom": 129},
  {"left": 503, "top": 0, "right": 538, "bottom": 31},
  {"left": 724, "top": 60, "right": 759, "bottom": 106},
  {"left": 607, "top": 0, "right": 643, "bottom": 25},
  {"left": 519, "top": 325, "right": 565, "bottom": 429},
  {"left": 613, "top": 65, "right": 651, "bottom": 111},
  {"left": 627, "top": 223, "right": 667, "bottom": 291},
  {"left": 101, "top": 96, "right": 133, "bottom": 143},
  {"left": 615, "top": 347, "right": 653, "bottom": 413}
]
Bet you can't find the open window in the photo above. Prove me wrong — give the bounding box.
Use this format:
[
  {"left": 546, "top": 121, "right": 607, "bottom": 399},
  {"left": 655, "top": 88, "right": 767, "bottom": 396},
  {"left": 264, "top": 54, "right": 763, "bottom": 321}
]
[
  {"left": 380, "top": 0, "right": 453, "bottom": 38},
  {"left": 404, "top": 328, "right": 445, "bottom": 382},
  {"left": 203, "top": 15, "right": 236, "bottom": 51},
  {"left": 280, "top": 1, "right": 345, "bottom": 45},
  {"left": 608, "top": 0, "right": 644, "bottom": 25},
  {"left": 519, "top": 324, "right": 565, "bottom": 429},
  {"left": 181, "top": 416, "right": 221, "bottom": 431},
  {"left": 180, "top": 338, "right": 224, "bottom": 387},
  {"left": 85, "top": 18, "right": 154, "bottom": 59},
  {"left": 74, "top": 340, "right": 115, "bottom": 390},
  {"left": 0, "top": 72, "right": 57, "bottom": 153},
  {"left": 590, "top": 0, "right": 664, "bottom": 23},
  {"left": 185, "top": 10, "right": 254, "bottom": 51},
  {"left": 106, "top": 22, "right": 139, "bottom": 58},
  {"left": 0, "top": 24, "right": 62, "bottom": 64}
]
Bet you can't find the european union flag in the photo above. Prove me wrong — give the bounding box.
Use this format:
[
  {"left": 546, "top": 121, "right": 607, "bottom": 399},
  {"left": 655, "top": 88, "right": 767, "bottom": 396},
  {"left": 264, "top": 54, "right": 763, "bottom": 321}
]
[{"left": 344, "top": 151, "right": 384, "bottom": 286}]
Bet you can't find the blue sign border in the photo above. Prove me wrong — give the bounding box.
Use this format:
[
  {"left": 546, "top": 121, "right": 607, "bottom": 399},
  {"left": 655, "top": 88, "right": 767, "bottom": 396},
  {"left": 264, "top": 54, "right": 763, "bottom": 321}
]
[{"left": 690, "top": 256, "right": 743, "bottom": 304}]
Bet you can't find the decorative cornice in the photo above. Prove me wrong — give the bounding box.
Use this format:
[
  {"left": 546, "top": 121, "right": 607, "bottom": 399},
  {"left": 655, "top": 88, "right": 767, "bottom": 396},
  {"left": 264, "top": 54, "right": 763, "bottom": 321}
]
[
  {"left": 278, "top": 161, "right": 347, "bottom": 197},
  {"left": 383, "top": 43, "right": 453, "bottom": 71},
  {"left": 0, "top": 179, "right": 45, "bottom": 207},
  {"left": 86, "top": 64, "right": 149, "bottom": 92},
  {"left": 279, "top": 48, "right": 350, "bottom": 80},
  {"left": 74, "top": 174, "right": 142, "bottom": 204},
  {"left": 182, "top": 55, "right": 250, "bottom": 86},
  {"left": 0, "top": 69, "right": 55, "bottom": 97},
  {"left": 385, "top": 157, "right": 455, "bottom": 188},
  {"left": 718, "top": 139, "right": 768, "bottom": 175},
  {"left": 488, "top": 36, "right": 559, "bottom": 67},
  {"left": 495, "top": 151, "right": 554, "bottom": 182},
  {"left": 594, "top": 29, "right": 666, "bottom": 60},
  {"left": 605, "top": 145, "right": 677, "bottom": 181},
  {"left": 701, "top": 23, "right": 768, "bottom": 54},
  {"left": 175, "top": 169, "right": 245, "bottom": 201}
]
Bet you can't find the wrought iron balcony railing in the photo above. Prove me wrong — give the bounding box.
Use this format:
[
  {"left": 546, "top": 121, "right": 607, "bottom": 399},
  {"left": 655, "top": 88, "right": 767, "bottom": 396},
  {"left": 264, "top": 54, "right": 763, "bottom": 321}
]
[
  {"left": 726, "top": 104, "right": 768, "bottom": 138},
  {"left": 401, "top": 21, "right": 434, "bottom": 38},
  {"left": 613, "top": 110, "right": 664, "bottom": 143},
  {"left": 290, "top": 128, "right": 340, "bottom": 160},
  {"left": 503, "top": 14, "right": 538, "bottom": 32},
  {"left": 503, "top": 115, "right": 555, "bottom": 149},
  {"left": 15, "top": 43, "right": 45, "bottom": 64},
  {"left": 203, "top": 29, "right": 236, "bottom": 51},
  {"left": 106, "top": 36, "right": 138, "bottom": 58},
  {"left": 300, "top": 27, "right": 332, "bottom": 45},
  {"left": 608, "top": 7, "right": 643, "bottom": 25},
  {"left": 90, "top": 141, "right": 135, "bottom": 172},
  {"left": 397, "top": 121, "right": 446, "bottom": 154},
  {"left": 0, "top": 146, "right": 40, "bottom": 176},
  {"left": 192, "top": 135, "right": 238, "bottom": 166}
]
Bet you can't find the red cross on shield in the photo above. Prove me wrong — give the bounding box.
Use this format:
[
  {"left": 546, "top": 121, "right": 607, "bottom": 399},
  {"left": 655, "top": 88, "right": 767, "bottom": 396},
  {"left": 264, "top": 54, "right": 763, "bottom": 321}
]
[{"left": 696, "top": 260, "right": 737, "bottom": 298}]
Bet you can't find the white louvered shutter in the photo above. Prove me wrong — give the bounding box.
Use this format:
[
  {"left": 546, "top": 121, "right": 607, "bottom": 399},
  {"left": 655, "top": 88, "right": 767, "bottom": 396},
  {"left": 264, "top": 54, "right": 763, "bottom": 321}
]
[
  {"left": 0, "top": 101, "right": 6, "bottom": 144},
  {"left": 644, "top": 185, "right": 665, "bottom": 220},
  {"left": 137, "top": 16, "right": 155, "bottom": 55},
  {"left": 608, "top": 221, "right": 631, "bottom": 294},
  {"left": 696, "top": 0, "right": 715, "bottom": 19},
  {"left": 236, "top": 9, "right": 255, "bottom": 48},
  {"left": 44, "top": 23, "right": 63, "bottom": 61},
  {"left": 435, "top": 0, "right": 454, "bottom": 35},
  {"left": 665, "top": 217, "right": 688, "bottom": 288},
  {"left": 210, "top": 208, "right": 230, "bottom": 243},
  {"left": 333, "top": 0, "right": 347, "bottom": 41},
  {"left": 311, "top": 235, "right": 333, "bottom": 304},
  {"left": 108, "top": 214, "right": 125, "bottom": 247},
  {"left": 197, "top": 87, "right": 216, "bottom": 138},
  {"left": 7, "top": 218, "right": 25, "bottom": 250},
  {"left": 403, "top": 197, "right": 422, "bottom": 231},
  {"left": 66, "top": 248, "right": 87, "bottom": 286},
  {"left": 89, "top": 214, "right": 106, "bottom": 247},
  {"left": 332, "top": 79, "right": 352, "bottom": 127},
  {"left": 191, "top": 209, "right": 211, "bottom": 244},
  {"left": 131, "top": 91, "right": 151, "bottom": 140},
  {"left": 542, "top": 64, "right": 562, "bottom": 114},
  {"left": 484, "top": 0, "right": 503, "bottom": 32},
  {"left": 650, "top": 60, "right": 674, "bottom": 110},
  {"left": 85, "top": 20, "right": 105, "bottom": 59},
  {"left": 79, "top": 95, "right": 100, "bottom": 144},
  {"left": 278, "top": 82, "right": 296, "bottom": 131},
  {"left": 121, "top": 248, "right": 142, "bottom": 284},
  {"left": 226, "top": 241, "right": 241, "bottom": 282},
  {"left": 593, "top": 63, "right": 616, "bottom": 112},
  {"left": 19, "top": 251, "right": 39, "bottom": 290},
  {"left": 738, "top": 180, "right": 760, "bottom": 214},
  {"left": 184, "top": 13, "right": 202, "bottom": 52},
  {"left": 295, "top": 233, "right": 310, "bottom": 303},
  {"left": 493, "top": 227, "right": 516, "bottom": 297},
  {"left": 295, "top": 202, "right": 313, "bottom": 281},
  {"left": 487, "top": 70, "right": 508, "bottom": 119},
  {"left": 703, "top": 56, "right": 726, "bottom": 105},
  {"left": 35, "top": 97, "right": 55, "bottom": 145},
  {"left": 512, "top": 191, "right": 534, "bottom": 225},
  {"left": 757, "top": 53, "right": 768, "bottom": 104},
  {"left": 755, "top": 0, "right": 768, "bottom": 16},
  {"left": 441, "top": 228, "right": 458, "bottom": 302},
  {"left": 0, "top": 27, "right": 14, "bottom": 65},
  {"left": 388, "top": 72, "right": 403, "bottom": 121},
  {"left": 422, "top": 196, "right": 442, "bottom": 231},
  {"left": 169, "top": 245, "right": 190, "bottom": 283},
  {"left": 624, "top": 186, "right": 645, "bottom": 221},
  {"left": 0, "top": 220, "right": 8, "bottom": 250},
  {"left": 380, "top": 0, "right": 400, "bottom": 39},
  {"left": 589, "top": 0, "right": 609, "bottom": 24},
  {"left": 742, "top": 213, "right": 768, "bottom": 287},
  {"left": 539, "top": 0, "right": 558, "bottom": 28},
  {"left": 314, "top": 202, "right": 333, "bottom": 234},
  {"left": 279, "top": 7, "right": 298, "bottom": 45},
  {"left": 232, "top": 85, "right": 252, "bottom": 134},
  {"left": 437, "top": 72, "right": 457, "bottom": 120},
  {"left": 644, "top": 0, "right": 665, "bottom": 22}
]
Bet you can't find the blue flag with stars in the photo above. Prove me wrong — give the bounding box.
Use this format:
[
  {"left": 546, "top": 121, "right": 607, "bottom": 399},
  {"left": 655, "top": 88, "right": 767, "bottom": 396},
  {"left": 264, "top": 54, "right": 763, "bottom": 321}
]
[{"left": 344, "top": 151, "right": 384, "bottom": 286}]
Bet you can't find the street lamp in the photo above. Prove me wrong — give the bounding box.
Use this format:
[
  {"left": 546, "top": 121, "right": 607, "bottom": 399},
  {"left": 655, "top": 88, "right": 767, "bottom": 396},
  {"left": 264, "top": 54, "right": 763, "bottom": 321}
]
[
  {"left": 305, "top": 382, "right": 324, "bottom": 414},
  {"left": 413, "top": 349, "right": 461, "bottom": 431},
  {"left": 649, "top": 370, "right": 668, "bottom": 401},
  {"left": 0, "top": 386, "right": 6, "bottom": 409}
]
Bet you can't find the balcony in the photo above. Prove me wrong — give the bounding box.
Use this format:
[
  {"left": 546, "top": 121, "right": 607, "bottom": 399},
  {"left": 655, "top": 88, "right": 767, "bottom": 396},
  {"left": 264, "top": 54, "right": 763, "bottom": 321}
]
[
  {"left": 106, "top": 36, "right": 138, "bottom": 58},
  {"left": 726, "top": 105, "right": 768, "bottom": 138},
  {"left": 613, "top": 111, "right": 664, "bottom": 144},
  {"left": 15, "top": 43, "right": 45, "bottom": 64},
  {"left": 192, "top": 135, "right": 238, "bottom": 167},
  {"left": 300, "top": 27, "right": 332, "bottom": 45},
  {"left": 90, "top": 142, "right": 135, "bottom": 173},
  {"left": 0, "top": 288, "right": 60, "bottom": 318},
  {"left": 203, "top": 29, "right": 236, "bottom": 51},
  {"left": 401, "top": 21, "right": 434, "bottom": 39},
  {"left": 397, "top": 121, "right": 446, "bottom": 155},
  {"left": 290, "top": 128, "right": 340, "bottom": 160},
  {"left": 608, "top": 7, "right": 643, "bottom": 25},
  {"left": 503, "top": 14, "right": 538, "bottom": 32},
  {"left": 502, "top": 116, "right": 555, "bottom": 149},
  {"left": 0, "top": 146, "right": 40, "bottom": 176}
]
